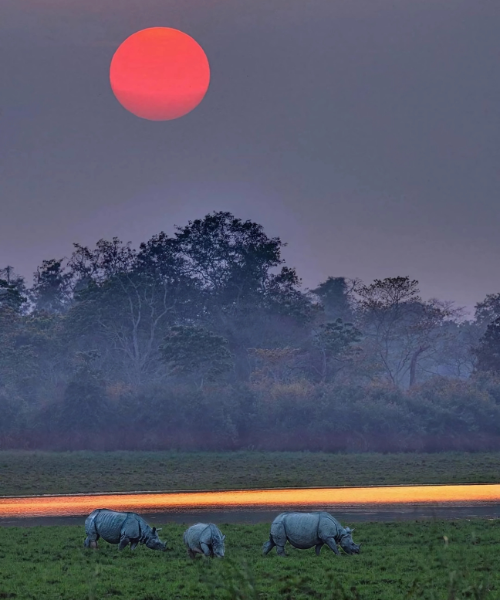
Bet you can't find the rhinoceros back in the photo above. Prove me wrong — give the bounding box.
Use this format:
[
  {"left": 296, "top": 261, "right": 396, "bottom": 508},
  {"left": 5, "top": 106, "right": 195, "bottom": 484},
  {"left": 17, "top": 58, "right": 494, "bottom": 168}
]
[
  {"left": 88, "top": 509, "right": 141, "bottom": 544},
  {"left": 281, "top": 513, "right": 322, "bottom": 549},
  {"left": 184, "top": 523, "right": 209, "bottom": 549}
]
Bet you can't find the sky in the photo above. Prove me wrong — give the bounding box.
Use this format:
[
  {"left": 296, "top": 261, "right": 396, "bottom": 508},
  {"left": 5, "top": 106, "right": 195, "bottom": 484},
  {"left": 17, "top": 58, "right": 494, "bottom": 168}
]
[{"left": 1, "top": 0, "right": 499, "bottom": 314}]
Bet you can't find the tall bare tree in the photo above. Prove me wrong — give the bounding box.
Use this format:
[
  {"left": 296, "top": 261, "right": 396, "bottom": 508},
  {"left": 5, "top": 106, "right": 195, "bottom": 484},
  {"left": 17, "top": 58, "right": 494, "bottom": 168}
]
[{"left": 354, "top": 277, "right": 458, "bottom": 387}]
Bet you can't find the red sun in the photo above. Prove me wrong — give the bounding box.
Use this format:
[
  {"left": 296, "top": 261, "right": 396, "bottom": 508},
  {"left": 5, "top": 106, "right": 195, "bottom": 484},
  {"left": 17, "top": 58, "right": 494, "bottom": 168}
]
[{"left": 110, "top": 27, "right": 210, "bottom": 121}]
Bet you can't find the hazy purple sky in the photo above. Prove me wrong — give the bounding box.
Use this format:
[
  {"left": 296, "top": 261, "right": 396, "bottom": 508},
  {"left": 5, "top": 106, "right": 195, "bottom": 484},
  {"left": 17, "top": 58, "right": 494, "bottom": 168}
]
[{"left": 1, "top": 0, "right": 499, "bottom": 313}]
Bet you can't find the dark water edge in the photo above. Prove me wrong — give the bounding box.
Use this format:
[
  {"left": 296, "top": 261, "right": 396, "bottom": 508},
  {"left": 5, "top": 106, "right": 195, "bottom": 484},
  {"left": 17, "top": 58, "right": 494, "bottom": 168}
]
[{"left": 1, "top": 504, "right": 499, "bottom": 528}]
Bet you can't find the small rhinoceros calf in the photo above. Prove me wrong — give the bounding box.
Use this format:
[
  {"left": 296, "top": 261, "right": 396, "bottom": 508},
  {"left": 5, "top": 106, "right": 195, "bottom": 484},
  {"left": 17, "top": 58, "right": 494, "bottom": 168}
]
[
  {"left": 183, "top": 523, "right": 225, "bottom": 558},
  {"left": 84, "top": 508, "right": 166, "bottom": 552},
  {"left": 263, "top": 511, "right": 360, "bottom": 557}
]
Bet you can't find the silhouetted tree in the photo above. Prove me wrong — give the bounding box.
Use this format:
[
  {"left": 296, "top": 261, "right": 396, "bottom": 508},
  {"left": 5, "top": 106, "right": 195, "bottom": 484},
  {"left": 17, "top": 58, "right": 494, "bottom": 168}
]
[
  {"left": 0, "top": 267, "right": 27, "bottom": 313},
  {"left": 68, "top": 238, "right": 137, "bottom": 286},
  {"left": 65, "top": 271, "right": 178, "bottom": 385},
  {"left": 474, "top": 317, "right": 500, "bottom": 375},
  {"left": 159, "top": 325, "right": 233, "bottom": 389},
  {"left": 170, "top": 212, "right": 313, "bottom": 376},
  {"left": 310, "top": 319, "right": 362, "bottom": 382},
  {"left": 31, "top": 259, "right": 72, "bottom": 314},
  {"left": 475, "top": 293, "right": 500, "bottom": 326},
  {"left": 419, "top": 320, "right": 481, "bottom": 380},
  {"left": 354, "top": 277, "right": 456, "bottom": 387},
  {"left": 311, "top": 277, "right": 355, "bottom": 323},
  {"left": 172, "top": 212, "right": 283, "bottom": 297}
]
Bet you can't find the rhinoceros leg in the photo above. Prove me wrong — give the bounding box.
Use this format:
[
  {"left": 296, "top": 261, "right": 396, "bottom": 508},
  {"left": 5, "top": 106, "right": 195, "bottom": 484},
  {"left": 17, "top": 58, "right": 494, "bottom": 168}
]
[
  {"left": 315, "top": 543, "right": 323, "bottom": 556},
  {"left": 262, "top": 536, "right": 276, "bottom": 555},
  {"left": 323, "top": 537, "right": 340, "bottom": 555},
  {"left": 119, "top": 535, "right": 130, "bottom": 551},
  {"left": 130, "top": 542, "right": 138, "bottom": 551},
  {"left": 200, "top": 542, "right": 211, "bottom": 557},
  {"left": 187, "top": 548, "right": 197, "bottom": 559},
  {"left": 270, "top": 520, "right": 287, "bottom": 556}
]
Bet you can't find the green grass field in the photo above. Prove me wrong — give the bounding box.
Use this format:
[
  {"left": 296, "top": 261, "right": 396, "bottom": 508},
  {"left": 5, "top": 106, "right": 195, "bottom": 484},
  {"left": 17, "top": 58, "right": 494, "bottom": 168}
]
[
  {"left": 2, "top": 451, "right": 500, "bottom": 496},
  {"left": 0, "top": 519, "right": 499, "bottom": 599}
]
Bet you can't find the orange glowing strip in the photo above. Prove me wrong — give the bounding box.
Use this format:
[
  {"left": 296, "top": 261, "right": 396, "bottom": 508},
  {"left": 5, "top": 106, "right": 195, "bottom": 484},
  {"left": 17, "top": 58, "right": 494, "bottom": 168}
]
[{"left": 1, "top": 485, "right": 500, "bottom": 518}]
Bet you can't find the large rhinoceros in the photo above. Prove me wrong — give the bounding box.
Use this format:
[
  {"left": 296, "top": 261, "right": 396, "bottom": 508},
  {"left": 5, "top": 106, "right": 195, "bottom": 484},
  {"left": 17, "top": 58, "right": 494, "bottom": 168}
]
[
  {"left": 183, "top": 523, "right": 225, "bottom": 558},
  {"left": 262, "top": 512, "right": 360, "bottom": 557},
  {"left": 84, "top": 508, "right": 167, "bottom": 551}
]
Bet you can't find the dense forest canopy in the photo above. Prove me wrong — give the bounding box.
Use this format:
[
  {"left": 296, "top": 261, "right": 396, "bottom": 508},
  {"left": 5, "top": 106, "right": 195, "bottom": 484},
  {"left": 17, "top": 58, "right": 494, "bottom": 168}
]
[{"left": 2, "top": 211, "right": 500, "bottom": 451}]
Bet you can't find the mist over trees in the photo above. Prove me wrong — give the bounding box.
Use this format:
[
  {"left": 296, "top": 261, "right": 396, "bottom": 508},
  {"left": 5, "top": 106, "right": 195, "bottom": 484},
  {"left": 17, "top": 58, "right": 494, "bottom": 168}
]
[{"left": 1, "top": 212, "right": 500, "bottom": 451}]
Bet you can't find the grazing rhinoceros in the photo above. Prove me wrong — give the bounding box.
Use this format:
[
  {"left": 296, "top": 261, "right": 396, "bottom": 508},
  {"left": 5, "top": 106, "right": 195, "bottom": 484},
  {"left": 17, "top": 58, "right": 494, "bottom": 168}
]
[
  {"left": 84, "top": 508, "right": 167, "bottom": 551},
  {"left": 183, "top": 523, "right": 225, "bottom": 558},
  {"left": 262, "top": 512, "right": 360, "bottom": 557}
]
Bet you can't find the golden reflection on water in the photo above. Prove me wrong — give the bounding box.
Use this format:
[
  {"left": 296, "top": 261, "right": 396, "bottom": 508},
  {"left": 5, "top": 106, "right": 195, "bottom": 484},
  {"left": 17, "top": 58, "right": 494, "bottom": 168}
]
[{"left": 1, "top": 485, "right": 500, "bottom": 518}]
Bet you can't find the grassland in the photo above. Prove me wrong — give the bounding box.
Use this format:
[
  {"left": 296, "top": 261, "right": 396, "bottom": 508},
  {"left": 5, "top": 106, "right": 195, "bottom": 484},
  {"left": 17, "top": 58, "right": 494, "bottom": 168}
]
[
  {"left": 0, "top": 519, "right": 499, "bottom": 599},
  {"left": 1, "top": 451, "right": 500, "bottom": 497}
]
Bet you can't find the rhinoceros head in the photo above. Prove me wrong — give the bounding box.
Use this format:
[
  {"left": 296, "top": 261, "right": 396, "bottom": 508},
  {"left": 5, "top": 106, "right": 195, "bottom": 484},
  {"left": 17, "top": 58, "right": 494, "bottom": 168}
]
[
  {"left": 339, "top": 527, "right": 361, "bottom": 555},
  {"left": 145, "top": 527, "right": 167, "bottom": 551},
  {"left": 213, "top": 534, "right": 226, "bottom": 558}
]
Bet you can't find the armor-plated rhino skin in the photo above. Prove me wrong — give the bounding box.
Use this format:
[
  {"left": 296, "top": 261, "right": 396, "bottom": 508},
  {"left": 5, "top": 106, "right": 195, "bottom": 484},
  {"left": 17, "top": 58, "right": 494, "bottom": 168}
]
[
  {"left": 84, "top": 509, "right": 166, "bottom": 551},
  {"left": 263, "top": 512, "right": 360, "bottom": 557},
  {"left": 183, "top": 523, "right": 225, "bottom": 558}
]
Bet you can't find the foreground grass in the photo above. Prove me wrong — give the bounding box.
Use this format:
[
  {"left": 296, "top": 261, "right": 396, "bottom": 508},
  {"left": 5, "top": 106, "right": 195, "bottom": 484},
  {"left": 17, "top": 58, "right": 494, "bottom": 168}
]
[
  {"left": 1, "top": 451, "right": 500, "bottom": 496},
  {"left": 0, "top": 519, "right": 499, "bottom": 599}
]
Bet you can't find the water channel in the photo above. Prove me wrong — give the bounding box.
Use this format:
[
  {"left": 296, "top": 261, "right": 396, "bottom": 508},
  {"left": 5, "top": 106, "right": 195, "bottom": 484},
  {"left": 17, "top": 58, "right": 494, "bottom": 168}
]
[{"left": 1, "top": 483, "right": 500, "bottom": 527}]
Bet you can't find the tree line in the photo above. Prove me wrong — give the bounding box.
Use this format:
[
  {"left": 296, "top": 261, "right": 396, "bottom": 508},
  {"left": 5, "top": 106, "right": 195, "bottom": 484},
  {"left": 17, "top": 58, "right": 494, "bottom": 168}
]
[{"left": 1, "top": 211, "right": 500, "bottom": 451}]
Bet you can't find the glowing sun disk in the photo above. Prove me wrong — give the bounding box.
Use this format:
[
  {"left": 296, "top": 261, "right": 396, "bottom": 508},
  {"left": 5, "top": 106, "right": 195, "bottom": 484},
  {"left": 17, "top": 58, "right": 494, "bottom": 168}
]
[{"left": 109, "top": 27, "right": 210, "bottom": 121}]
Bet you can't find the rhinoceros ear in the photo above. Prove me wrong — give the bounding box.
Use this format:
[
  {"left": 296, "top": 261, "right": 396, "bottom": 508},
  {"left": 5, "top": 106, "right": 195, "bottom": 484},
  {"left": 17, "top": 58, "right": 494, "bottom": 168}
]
[{"left": 152, "top": 527, "right": 156, "bottom": 534}]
